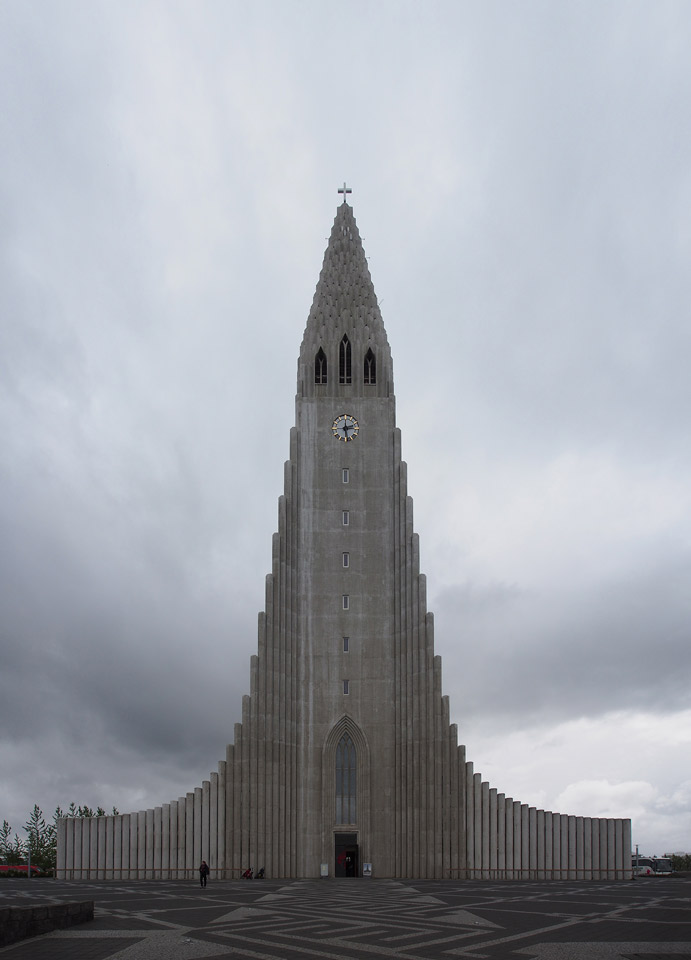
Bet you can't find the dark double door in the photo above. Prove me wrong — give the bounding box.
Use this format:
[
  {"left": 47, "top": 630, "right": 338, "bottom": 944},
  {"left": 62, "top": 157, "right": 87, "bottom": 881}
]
[{"left": 334, "top": 832, "right": 359, "bottom": 877}]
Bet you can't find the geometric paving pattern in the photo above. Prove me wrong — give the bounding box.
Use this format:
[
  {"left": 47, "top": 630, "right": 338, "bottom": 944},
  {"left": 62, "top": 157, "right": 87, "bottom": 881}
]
[{"left": 1, "top": 877, "right": 690, "bottom": 960}]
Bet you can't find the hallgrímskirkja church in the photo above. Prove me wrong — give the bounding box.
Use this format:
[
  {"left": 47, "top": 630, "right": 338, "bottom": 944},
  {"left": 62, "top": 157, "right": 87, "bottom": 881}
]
[{"left": 57, "top": 196, "right": 631, "bottom": 880}]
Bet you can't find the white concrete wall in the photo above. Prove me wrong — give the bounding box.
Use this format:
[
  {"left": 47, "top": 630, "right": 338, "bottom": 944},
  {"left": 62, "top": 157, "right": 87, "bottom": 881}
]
[
  {"left": 56, "top": 759, "right": 228, "bottom": 880},
  {"left": 460, "top": 773, "right": 632, "bottom": 880}
]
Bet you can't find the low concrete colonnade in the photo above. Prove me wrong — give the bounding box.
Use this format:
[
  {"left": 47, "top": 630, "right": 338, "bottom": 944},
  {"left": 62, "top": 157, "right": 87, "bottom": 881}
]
[
  {"left": 56, "top": 761, "right": 227, "bottom": 881},
  {"left": 462, "top": 761, "right": 632, "bottom": 881},
  {"left": 55, "top": 758, "right": 632, "bottom": 880},
  {"left": 53, "top": 867, "right": 242, "bottom": 880}
]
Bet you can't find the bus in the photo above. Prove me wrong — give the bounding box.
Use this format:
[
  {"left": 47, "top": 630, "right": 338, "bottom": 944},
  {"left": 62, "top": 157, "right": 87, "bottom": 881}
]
[{"left": 632, "top": 856, "right": 673, "bottom": 876}]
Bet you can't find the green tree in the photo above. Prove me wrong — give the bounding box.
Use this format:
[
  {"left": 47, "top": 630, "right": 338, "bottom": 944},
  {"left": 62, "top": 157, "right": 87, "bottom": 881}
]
[
  {"left": 23, "top": 805, "right": 56, "bottom": 872},
  {"left": 0, "top": 820, "right": 26, "bottom": 866},
  {"left": 0, "top": 820, "right": 11, "bottom": 860},
  {"left": 1, "top": 802, "right": 121, "bottom": 875}
]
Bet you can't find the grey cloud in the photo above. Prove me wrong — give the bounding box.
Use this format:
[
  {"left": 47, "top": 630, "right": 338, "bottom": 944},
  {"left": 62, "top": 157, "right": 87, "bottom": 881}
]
[
  {"left": 435, "top": 554, "right": 691, "bottom": 728},
  {"left": 2, "top": 0, "right": 690, "bottom": 853}
]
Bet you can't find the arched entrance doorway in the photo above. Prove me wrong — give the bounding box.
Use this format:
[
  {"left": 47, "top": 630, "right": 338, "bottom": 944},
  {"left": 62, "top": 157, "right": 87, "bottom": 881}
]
[
  {"left": 334, "top": 832, "right": 359, "bottom": 877},
  {"left": 322, "top": 716, "right": 370, "bottom": 877}
]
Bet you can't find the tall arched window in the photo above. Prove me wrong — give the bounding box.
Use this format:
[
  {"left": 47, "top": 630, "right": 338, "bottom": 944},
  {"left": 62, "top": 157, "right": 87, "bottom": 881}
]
[
  {"left": 363, "top": 348, "right": 376, "bottom": 385},
  {"left": 335, "top": 734, "right": 356, "bottom": 823},
  {"left": 339, "top": 335, "right": 352, "bottom": 384},
  {"left": 315, "top": 348, "right": 327, "bottom": 384}
]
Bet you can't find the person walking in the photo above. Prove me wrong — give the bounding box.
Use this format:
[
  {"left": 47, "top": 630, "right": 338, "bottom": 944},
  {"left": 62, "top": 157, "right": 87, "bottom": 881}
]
[{"left": 199, "top": 860, "right": 210, "bottom": 888}]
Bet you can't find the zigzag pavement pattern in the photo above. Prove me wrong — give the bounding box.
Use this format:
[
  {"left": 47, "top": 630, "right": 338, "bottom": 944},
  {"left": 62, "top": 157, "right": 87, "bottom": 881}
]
[{"left": 1, "top": 878, "right": 690, "bottom": 960}]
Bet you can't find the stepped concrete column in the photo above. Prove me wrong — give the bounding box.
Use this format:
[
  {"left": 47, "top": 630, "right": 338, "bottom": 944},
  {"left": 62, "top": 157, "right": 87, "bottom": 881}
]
[
  {"left": 169, "top": 803, "right": 178, "bottom": 880},
  {"left": 121, "top": 814, "right": 130, "bottom": 879},
  {"left": 162, "top": 804, "right": 170, "bottom": 879},
  {"left": 504, "top": 798, "right": 513, "bottom": 879},
  {"left": 552, "top": 813, "right": 561, "bottom": 879},
  {"left": 89, "top": 818, "right": 99, "bottom": 880}
]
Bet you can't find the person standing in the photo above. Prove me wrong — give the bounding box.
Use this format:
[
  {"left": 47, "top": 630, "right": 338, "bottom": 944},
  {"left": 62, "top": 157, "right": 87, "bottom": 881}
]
[{"left": 199, "top": 860, "right": 210, "bottom": 888}]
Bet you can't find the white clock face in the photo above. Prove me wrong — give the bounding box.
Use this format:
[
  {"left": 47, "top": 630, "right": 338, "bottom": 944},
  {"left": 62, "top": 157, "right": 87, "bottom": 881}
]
[{"left": 332, "top": 414, "right": 359, "bottom": 442}]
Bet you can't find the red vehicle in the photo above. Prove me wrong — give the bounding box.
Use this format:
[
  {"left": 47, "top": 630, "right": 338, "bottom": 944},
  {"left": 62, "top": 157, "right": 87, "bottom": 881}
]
[{"left": 0, "top": 864, "right": 41, "bottom": 875}]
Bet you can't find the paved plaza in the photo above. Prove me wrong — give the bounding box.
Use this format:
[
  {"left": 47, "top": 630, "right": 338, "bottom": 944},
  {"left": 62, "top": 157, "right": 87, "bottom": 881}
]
[{"left": 1, "top": 877, "right": 690, "bottom": 960}]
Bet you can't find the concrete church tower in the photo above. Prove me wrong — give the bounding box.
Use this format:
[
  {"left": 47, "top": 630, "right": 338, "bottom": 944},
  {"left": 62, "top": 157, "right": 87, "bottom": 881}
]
[
  {"left": 258, "top": 197, "right": 449, "bottom": 878},
  {"left": 57, "top": 198, "right": 631, "bottom": 881}
]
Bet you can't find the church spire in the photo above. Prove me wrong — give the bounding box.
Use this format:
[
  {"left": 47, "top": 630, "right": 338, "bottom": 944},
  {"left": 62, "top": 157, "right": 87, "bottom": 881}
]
[{"left": 298, "top": 202, "right": 392, "bottom": 398}]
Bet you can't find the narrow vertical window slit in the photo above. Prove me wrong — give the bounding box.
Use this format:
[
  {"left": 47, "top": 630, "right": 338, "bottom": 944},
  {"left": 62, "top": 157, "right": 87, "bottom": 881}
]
[
  {"left": 364, "top": 348, "right": 376, "bottom": 385},
  {"left": 315, "top": 347, "right": 327, "bottom": 384},
  {"left": 335, "top": 734, "right": 356, "bottom": 822},
  {"left": 339, "top": 335, "right": 352, "bottom": 384}
]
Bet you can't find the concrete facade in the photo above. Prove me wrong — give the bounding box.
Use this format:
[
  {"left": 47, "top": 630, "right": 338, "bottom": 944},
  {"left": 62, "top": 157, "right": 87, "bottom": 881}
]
[{"left": 57, "top": 202, "right": 631, "bottom": 879}]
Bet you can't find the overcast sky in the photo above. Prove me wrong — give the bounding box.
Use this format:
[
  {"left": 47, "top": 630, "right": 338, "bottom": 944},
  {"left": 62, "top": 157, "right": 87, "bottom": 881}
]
[{"left": 1, "top": 0, "right": 689, "bottom": 857}]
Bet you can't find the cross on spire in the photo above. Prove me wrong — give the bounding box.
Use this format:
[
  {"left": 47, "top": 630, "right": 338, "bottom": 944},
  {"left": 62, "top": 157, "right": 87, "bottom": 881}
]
[{"left": 338, "top": 182, "right": 352, "bottom": 204}]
